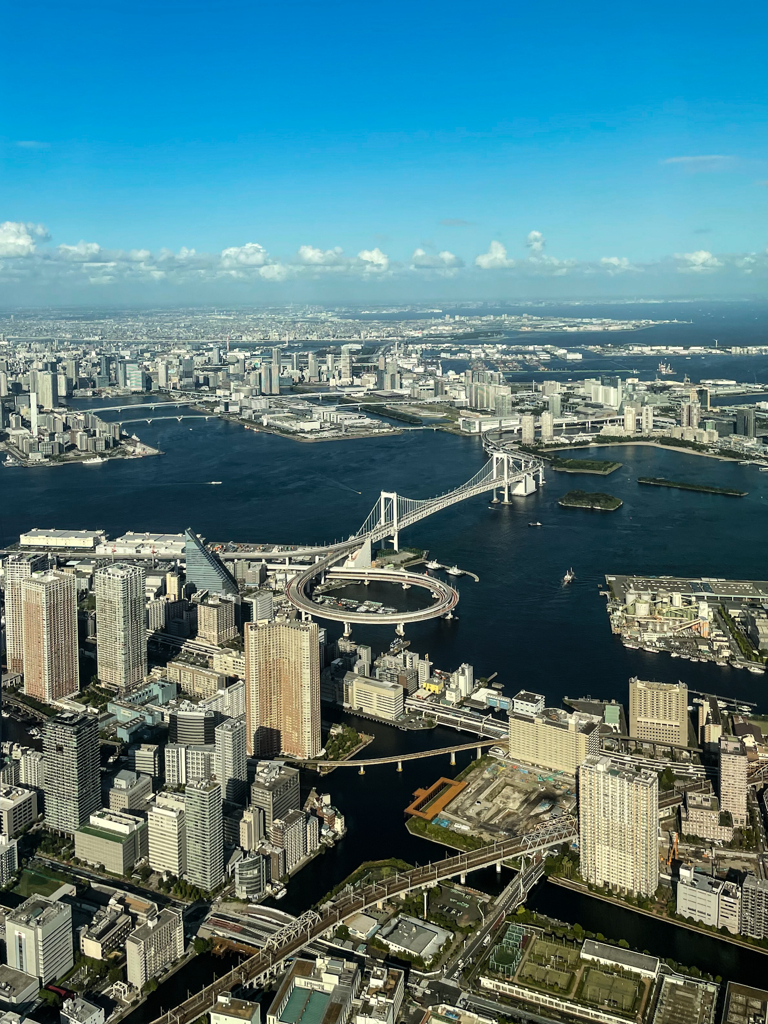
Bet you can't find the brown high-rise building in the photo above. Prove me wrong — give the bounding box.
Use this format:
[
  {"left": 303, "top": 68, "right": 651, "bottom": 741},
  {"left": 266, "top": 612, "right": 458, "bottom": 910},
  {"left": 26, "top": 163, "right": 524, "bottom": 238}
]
[
  {"left": 244, "top": 621, "right": 321, "bottom": 759},
  {"left": 21, "top": 572, "right": 79, "bottom": 701},
  {"left": 4, "top": 554, "right": 47, "bottom": 674}
]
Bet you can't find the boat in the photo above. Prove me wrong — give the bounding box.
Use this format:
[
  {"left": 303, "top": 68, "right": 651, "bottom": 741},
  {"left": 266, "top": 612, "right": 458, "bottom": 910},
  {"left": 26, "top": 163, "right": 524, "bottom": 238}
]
[
  {"left": 760, "top": 467, "right": 768, "bottom": 472},
  {"left": 82, "top": 457, "right": 105, "bottom": 464},
  {"left": 426, "top": 560, "right": 441, "bottom": 570},
  {"left": 528, "top": 521, "right": 542, "bottom": 528},
  {"left": 3, "top": 457, "right": 19, "bottom": 467},
  {"left": 563, "top": 568, "right": 575, "bottom": 585},
  {"left": 208, "top": 481, "right": 222, "bottom": 485},
  {"left": 446, "top": 566, "right": 463, "bottom": 577},
  {"left": 748, "top": 665, "right": 764, "bottom": 675},
  {"left": 657, "top": 361, "right": 674, "bottom": 376}
]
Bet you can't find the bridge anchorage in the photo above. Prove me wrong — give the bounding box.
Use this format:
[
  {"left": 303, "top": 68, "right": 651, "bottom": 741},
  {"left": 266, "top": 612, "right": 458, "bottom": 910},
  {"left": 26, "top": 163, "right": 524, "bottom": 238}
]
[{"left": 284, "top": 439, "right": 543, "bottom": 633}]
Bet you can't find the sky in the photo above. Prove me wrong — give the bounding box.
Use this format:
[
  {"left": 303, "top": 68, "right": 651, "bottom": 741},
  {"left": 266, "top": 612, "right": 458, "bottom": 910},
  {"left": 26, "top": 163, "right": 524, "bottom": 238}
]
[{"left": 2, "top": 0, "right": 768, "bottom": 305}]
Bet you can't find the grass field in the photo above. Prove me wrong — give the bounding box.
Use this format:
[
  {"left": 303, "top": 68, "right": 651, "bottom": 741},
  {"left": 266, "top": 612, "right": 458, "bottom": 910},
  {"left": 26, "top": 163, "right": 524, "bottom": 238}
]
[
  {"left": 581, "top": 968, "right": 638, "bottom": 1012},
  {"left": 14, "top": 866, "right": 71, "bottom": 898}
]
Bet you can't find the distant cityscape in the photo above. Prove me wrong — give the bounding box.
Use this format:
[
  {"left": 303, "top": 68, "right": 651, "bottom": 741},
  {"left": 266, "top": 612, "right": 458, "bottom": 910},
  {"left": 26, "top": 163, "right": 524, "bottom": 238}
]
[{"left": 2, "top": 308, "right": 768, "bottom": 1024}]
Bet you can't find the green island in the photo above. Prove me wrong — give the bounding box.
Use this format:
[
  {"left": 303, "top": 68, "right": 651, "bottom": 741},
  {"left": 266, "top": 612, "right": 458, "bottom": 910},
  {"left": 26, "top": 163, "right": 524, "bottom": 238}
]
[
  {"left": 549, "top": 456, "right": 622, "bottom": 475},
  {"left": 558, "top": 489, "right": 623, "bottom": 511},
  {"left": 638, "top": 476, "right": 747, "bottom": 497}
]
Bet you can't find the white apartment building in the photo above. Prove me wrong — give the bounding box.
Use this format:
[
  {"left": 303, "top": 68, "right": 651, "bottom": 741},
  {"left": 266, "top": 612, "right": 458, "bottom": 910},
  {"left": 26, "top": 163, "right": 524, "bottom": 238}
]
[
  {"left": 147, "top": 793, "right": 187, "bottom": 876},
  {"left": 94, "top": 563, "right": 147, "bottom": 689},
  {"left": 125, "top": 909, "right": 184, "bottom": 990}
]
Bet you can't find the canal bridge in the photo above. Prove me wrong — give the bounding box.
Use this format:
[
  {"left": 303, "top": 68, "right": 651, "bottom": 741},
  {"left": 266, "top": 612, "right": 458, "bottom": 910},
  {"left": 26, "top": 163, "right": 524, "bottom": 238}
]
[
  {"left": 287, "top": 739, "right": 500, "bottom": 773},
  {"left": 146, "top": 815, "right": 577, "bottom": 1024}
]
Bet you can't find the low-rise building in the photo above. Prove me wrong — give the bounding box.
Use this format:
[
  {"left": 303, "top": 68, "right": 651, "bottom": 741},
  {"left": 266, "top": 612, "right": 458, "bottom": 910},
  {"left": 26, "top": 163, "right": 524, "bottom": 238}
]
[
  {"left": 125, "top": 908, "right": 184, "bottom": 990},
  {"left": 266, "top": 958, "right": 360, "bottom": 1024},
  {"left": 676, "top": 866, "right": 721, "bottom": 927},
  {"left": 681, "top": 788, "right": 734, "bottom": 842},
  {"left": 109, "top": 770, "right": 153, "bottom": 812},
  {"left": 0, "top": 966, "right": 39, "bottom": 1009},
  {"left": 512, "top": 691, "right": 545, "bottom": 718},
  {"left": 355, "top": 967, "right": 404, "bottom": 1024},
  {"left": 74, "top": 810, "right": 148, "bottom": 875},
  {"left": 210, "top": 993, "right": 260, "bottom": 1024},
  {"left": 60, "top": 996, "right": 105, "bottom": 1024},
  {"left": 378, "top": 915, "right": 452, "bottom": 964},
  {"left": 343, "top": 674, "right": 404, "bottom": 721},
  {"left": 79, "top": 907, "right": 133, "bottom": 960}
]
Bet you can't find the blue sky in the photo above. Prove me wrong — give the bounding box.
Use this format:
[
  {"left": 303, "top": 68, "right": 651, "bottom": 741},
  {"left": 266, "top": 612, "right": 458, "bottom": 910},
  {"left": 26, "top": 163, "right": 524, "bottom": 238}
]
[{"left": 2, "top": 0, "right": 767, "bottom": 303}]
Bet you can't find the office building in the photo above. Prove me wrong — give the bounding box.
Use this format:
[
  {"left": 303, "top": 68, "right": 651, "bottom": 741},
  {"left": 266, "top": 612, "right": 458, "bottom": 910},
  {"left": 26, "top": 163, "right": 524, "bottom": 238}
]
[
  {"left": 342, "top": 674, "right": 404, "bottom": 720},
  {"left": 234, "top": 856, "right": 267, "bottom": 901},
  {"left": 719, "top": 736, "right": 748, "bottom": 827},
  {"left": 507, "top": 707, "right": 600, "bottom": 775},
  {"left": 147, "top": 793, "right": 186, "bottom": 876},
  {"left": 170, "top": 705, "right": 216, "bottom": 745},
  {"left": 250, "top": 761, "right": 300, "bottom": 833},
  {"left": 74, "top": 810, "right": 147, "bottom": 875},
  {"left": 42, "top": 714, "right": 101, "bottom": 834},
  {"left": 109, "top": 770, "right": 152, "bottom": 812},
  {"left": 0, "top": 787, "right": 37, "bottom": 837},
  {"left": 629, "top": 678, "right": 688, "bottom": 747},
  {"left": 94, "top": 563, "right": 147, "bottom": 689},
  {"left": 4, "top": 554, "right": 47, "bottom": 674},
  {"left": 7, "top": 897, "right": 73, "bottom": 985},
  {"left": 37, "top": 372, "right": 58, "bottom": 410},
  {"left": 736, "top": 409, "right": 756, "bottom": 438},
  {"left": 125, "top": 908, "right": 184, "bottom": 990},
  {"left": 21, "top": 572, "right": 78, "bottom": 701},
  {"left": 128, "top": 744, "right": 161, "bottom": 777},
  {"left": 741, "top": 874, "right": 768, "bottom": 939},
  {"left": 0, "top": 834, "right": 18, "bottom": 884},
  {"left": 579, "top": 755, "right": 659, "bottom": 896},
  {"left": 245, "top": 621, "right": 321, "bottom": 759},
  {"left": 675, "top": 866, "right": 722, "bottom": 927},
  {"left": 184, "top": 529, "right": 238, "bottom": 597},
  {"left": 196, "top": 595, "right": 238, "bottom": 645},
  {"left": 214, "top": 718, "right": 248, "bottom": 804},
  {"left": 266, "top": 958, "right": 360, "bottom": 1024},
  {"left": 185, "top": 780, "right": 224, "bottom": 891}
]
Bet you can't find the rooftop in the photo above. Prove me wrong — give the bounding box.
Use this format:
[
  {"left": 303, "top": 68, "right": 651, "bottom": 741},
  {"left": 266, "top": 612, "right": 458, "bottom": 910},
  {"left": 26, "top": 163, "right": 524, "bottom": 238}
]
[{"left": 581, "top": 939, "right": 659, "bottom": 977}]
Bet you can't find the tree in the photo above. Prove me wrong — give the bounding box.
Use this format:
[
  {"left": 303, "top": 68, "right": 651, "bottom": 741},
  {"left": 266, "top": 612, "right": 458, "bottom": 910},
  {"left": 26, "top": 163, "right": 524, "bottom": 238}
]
[
  {"left": 142, "top": 978, "right": 159, "bottom": 994},
  {"left": 335, "top": 925, "right": 350, "bottom": 941},
  {"left": 108, "top": 966, "right": 125, "bottom": 984}
]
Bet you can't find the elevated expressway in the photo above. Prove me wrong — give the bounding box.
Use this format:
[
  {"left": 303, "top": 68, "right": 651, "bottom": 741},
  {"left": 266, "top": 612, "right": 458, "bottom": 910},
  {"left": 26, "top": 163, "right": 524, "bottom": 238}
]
[
  {"left": 146, "top": 814, "right": 577, "bottom": 1024},
  {"left": 287, "top": 739, "right": 500, "bottom": 773}
]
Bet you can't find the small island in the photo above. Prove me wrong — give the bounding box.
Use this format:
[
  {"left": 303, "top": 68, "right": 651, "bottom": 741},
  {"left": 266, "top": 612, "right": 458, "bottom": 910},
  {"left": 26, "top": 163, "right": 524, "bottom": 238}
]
[
  {"left": 559, "top": 489, "right": 623, "bottom": 511},
  {"left": 550, "top": 456, "right": 622, "bottom": 475},
  {"left": 638, "top": 477, "right": 747, "bottom": 497}
]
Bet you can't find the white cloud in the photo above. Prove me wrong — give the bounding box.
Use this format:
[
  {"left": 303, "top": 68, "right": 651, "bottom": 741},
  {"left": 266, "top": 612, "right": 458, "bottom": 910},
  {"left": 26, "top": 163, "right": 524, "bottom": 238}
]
[
  {"left": 475, "top": 241, "right": 516, "bottom": 269},
  {"left": 0, "top": 221, "right": 49, "bottom": 258},
  {"left": 220, "top": 242, "right": 271, "bottom": 268},
  {"left": 673, "top": 250, "right": 724, "bottom": 272},
  {"left": 296, "top": 245, "right": 345, "bottom": 265},
  {"left": 58, "top": 241, "right": 102, "bottom": 261},
  {"left": 599, "top": 256, "right": 640, "bottom": 274},
  {"left": 410, "top": 248, "right": 464, "bottom": 272},
  {"left": 357, "top": 247, "right": 389, "bottom": 272},
  {"left": 663, "top": 155, "right": 734, "bottom": 172},
  {"left": 526, "top": 230, "right": 545, "bottom": 254}
]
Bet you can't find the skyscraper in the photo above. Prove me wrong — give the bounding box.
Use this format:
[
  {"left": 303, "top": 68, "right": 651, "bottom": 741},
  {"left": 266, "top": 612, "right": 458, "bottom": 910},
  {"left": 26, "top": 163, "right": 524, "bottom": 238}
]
[
  {"left": 95, "top": 563, "right": 147, "bottom": 689},
  {"left": 42, "top": 714, "right": 101, "bottom": 834},
  {"left": 719, "top": 736, "right": 748, "bottom": 827},
  {"left": 21, "top": 572, "right": 78, "bottom": 701},
  {"left": 628, "top": 678, "right": 689, "bottom": 747},
  {"left": 37, "top": 372, "right": 58, "bottom": 410},
  {"left": 184, "top": 780, "right": 224, "bottom": 891},
  {"left": 579, "top": 755, "right": 659, "bottom": 896},
  {"left": 4, "top": 554, "right": 47, "bottom": 674},
  {"left": 244, "top": 621, "right": 321, "bottom": 759},
  {"left": 184, "top": 529, "right": 238, "bottom": 597},
  {"left": 214, "top": 718, "right": 248, "bottom": 804}
]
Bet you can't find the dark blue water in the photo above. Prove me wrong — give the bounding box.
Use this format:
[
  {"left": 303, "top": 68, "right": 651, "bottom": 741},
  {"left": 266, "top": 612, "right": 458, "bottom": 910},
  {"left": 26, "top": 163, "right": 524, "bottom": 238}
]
[{"left": 5, "top": 370, "right": 768, "bottom": 980}]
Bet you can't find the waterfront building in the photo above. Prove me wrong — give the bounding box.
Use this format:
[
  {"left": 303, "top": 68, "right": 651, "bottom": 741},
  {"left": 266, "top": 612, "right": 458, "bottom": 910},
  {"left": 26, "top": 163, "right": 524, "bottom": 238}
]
[
  {"left": 184, "top": 779, "right": 224, "bottom": 892},
  {"left": 183, "top": 529, "right": 238, "bottom": 597},
  {"left": 0, "top": 834, "right": 18, "bottom": 884},
  {"left": 512, "top": 690, "right": 545, "bottom": 718},
  {"left": 4, "top": 554, "right": 47, "bottom": 674},
  {"left": 94, "top": 563, "right": 147, "bottom": 689},
  {"left": 628, "top": 678, "right": 688, "bottom": 747},
  {"left": 266, "top": 958, "right": 360, "bottom": 1024},
  {"left": 125, "top": 908, "right": 184, "bottom": 991},
  {"left": 61, "top": 996, "right": 105, "bottom": 1024},
  {"left": 234, "top": 856, "right": 267, "bottom": 900},
  {"left": 74, "top": 810, "right": 147, "bottom": 875},
  {"left": 0, "top": 787, "right": 37, "bottom": 837},
  {"left": 210, "top": 994, "right": 260, "bottom": 1024},
  {"left": 244, "top": 620, "right": 321, "bottom": 759},
  {"left": 21, "top": 572, "right": 78, "bottom": 701},
  {"left": 507, "top": 707, "right": 600, "bottom": 775},
  {"left": 249, "top": 761, "right": 300, "bottom": 833},
  {"left": 343, "top": 673, "right": 404, "bottom": 720},
  {"left": 579, "top": 755, "right": 659, "bottom": 896},
  {"left": 7, "top": 897, "right": 73, "bottom": 985},
  {"left": 719, "top": 736, "right": 748, "bottom": 827},
  {"left": 214, "top": 718, "right": 248, "bottom": 804},
  {"left": 147, "top": 793, "right": 186, "bottom": 876},
  {"left": 269, "top": 810, "right": 318, "bottom": 873},
  {"left": 42, "top": 713, "right": 101, "bottom": 834},
  {"left": 740, "top": 874, "right": 768, "bottom": 939},
  {"left": 675, "top": 865, "right": 721, "bottom": 927}
]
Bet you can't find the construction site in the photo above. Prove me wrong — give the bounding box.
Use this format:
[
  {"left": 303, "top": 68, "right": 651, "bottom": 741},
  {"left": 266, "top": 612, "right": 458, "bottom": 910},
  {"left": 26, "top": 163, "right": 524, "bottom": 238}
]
[{"left": 407, "top": 757, "right": 577, "bottom": 843}]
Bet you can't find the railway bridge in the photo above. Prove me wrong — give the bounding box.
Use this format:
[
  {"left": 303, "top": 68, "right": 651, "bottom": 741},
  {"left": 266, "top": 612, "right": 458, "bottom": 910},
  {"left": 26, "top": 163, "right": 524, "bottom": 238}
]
[{"left": 146, "top": 814, "right": 577, "bottom": 1024}]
